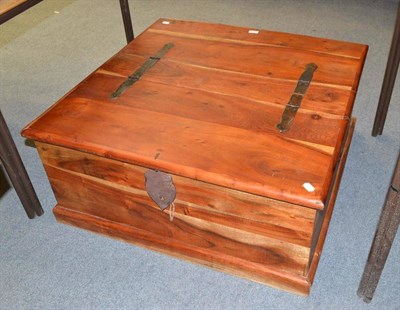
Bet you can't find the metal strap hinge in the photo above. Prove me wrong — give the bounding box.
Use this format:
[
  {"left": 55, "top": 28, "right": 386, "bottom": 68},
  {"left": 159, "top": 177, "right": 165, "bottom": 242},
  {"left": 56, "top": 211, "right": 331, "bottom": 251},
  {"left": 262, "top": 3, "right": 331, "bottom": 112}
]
[
  {"left": 277, "top": 63, "right": 318, "bottom": 133},
  {"left": 110, "top": 43, "right": 174, "bottom": 99}
]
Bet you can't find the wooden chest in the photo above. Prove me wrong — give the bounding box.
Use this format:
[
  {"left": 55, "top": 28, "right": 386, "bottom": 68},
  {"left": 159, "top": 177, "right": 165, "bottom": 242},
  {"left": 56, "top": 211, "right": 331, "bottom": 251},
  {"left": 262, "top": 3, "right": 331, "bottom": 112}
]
[{"left": 22, "top": 19, "right": 367, "bottom": 295}]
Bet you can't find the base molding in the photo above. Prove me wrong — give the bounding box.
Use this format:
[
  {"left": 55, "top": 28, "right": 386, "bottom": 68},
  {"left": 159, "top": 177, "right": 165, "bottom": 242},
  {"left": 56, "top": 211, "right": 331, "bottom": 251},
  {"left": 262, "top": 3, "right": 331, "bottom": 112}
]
[{"left": 54, "top": 205, "right": 311, "bottom": 296}]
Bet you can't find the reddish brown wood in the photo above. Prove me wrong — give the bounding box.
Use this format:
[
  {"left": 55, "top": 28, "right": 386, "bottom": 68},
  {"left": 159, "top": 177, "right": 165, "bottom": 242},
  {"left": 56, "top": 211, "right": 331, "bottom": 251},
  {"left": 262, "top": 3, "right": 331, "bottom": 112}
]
[
  {"left": 98, "top": 48, "right": 364, "bottom": 120},
  {"left": 37, "top": 143, "right": 315, "bottom": 241},
  {"left": 23, "top": 101, "right": 339, "bottom": 209},
  {"left": 21, "top": 20, "right": 367, "bottom": 210},
  {"left": 21, "top": 19, "right": 367, "bottom": 295},
  {"left": 54, "top": 205, "right": 311, "bottom": 295},
  {"left": 68, "top": 72, "right": 349, "bottom": 150},
  {"left": 46, "top": 163, "right": 310, "bottom": 274},
  {"left": 33, "top": 118, "right": 352, "bottom": 296},
  {"left": 117, "top": 32, "right": 360, "bottom": 89},
  {"left": 37, "top": 142, "right": 314, "bottom": 294},
  {"left": 147, "top": 19, "right": 367, "bottom": 60}
]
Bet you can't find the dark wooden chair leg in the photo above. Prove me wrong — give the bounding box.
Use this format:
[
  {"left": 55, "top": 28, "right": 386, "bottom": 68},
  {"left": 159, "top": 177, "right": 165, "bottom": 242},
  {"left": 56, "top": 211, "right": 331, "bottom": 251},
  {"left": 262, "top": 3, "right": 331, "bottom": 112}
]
[
  {"left": 0, "top": 164, "right": 11, "bottom": 196},
  {"left": 0, "top": 110, "right": 44, "bottom": 219},
  {"left": 119, "top": 0, "right": 134, "bottom": 43},
  {"left": 372, "top": 4, "right": 400, "bottom": 137},
  {"left": 357, "top": 153, "right": 400, "bottom": 302}
]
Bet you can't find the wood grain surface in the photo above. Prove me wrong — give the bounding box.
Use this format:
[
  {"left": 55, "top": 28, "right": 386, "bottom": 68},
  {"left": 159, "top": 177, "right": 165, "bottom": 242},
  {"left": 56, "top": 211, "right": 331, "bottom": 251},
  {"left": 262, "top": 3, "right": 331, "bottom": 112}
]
[
  {"left": 36, "top": 142, "right": 315, "bottom": 295},
  {"left": 21, "top": 20, "right": 367, "bottom": 209},
  {"left": 21, "top": 19, "right": 367, "bottom": 295},
  {"left": 37, "top": 142, "right": 315, "bottom": 246},
  {"left": 35, "top": 117, "right": 353, "bottom": 295},
  {"left": 147, "top": 19, "right": 367, "bottom": 59},
  {"left": 54, "top": 206, "right": 311, "bottom": 295}
]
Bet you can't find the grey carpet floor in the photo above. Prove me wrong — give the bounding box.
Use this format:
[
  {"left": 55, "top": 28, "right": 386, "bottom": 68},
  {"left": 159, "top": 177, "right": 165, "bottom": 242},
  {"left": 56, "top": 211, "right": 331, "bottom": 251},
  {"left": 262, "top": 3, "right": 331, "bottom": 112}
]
[{"left": 1, "top": 0, "right": 399, "bottom": 309}]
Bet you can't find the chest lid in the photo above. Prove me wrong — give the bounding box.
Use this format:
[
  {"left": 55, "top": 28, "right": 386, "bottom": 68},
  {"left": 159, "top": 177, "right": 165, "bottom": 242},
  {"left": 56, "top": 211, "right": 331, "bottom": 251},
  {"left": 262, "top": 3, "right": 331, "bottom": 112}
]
[{"left": 22, "top": 19, "right": 367, "bottom": 210}]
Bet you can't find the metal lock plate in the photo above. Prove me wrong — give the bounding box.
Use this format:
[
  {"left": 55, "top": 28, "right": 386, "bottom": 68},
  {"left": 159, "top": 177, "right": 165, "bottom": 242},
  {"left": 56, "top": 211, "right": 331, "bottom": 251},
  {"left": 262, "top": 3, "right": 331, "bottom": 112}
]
[{"left": 145, "top": 170, "right": 176, "bottom": 211}]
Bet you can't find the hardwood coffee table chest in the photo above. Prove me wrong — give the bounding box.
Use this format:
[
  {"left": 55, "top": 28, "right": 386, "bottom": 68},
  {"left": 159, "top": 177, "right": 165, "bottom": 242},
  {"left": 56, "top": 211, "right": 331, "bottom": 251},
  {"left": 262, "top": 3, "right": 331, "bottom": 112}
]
[{"left": 22, "top": 19, "right": 367, "bottom": 295}]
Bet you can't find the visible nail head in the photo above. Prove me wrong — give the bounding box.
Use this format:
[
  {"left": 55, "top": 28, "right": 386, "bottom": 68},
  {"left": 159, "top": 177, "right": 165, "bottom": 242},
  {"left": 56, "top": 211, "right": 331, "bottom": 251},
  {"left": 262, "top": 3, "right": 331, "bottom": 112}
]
[{"left": 311, "top": 114, "right": 321, "bottom": 120}]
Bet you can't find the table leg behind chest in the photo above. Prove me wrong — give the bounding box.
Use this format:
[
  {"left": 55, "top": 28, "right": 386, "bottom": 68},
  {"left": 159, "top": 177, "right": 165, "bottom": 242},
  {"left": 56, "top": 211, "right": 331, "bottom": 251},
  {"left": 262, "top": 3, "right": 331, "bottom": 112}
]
[
  {"left": 0, "top": 111, "right": 43, "bottom": 218},
  {"left": 357, "top": 153, "right": 400, "bottom": 302}
]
